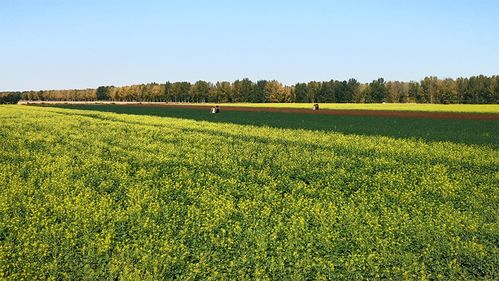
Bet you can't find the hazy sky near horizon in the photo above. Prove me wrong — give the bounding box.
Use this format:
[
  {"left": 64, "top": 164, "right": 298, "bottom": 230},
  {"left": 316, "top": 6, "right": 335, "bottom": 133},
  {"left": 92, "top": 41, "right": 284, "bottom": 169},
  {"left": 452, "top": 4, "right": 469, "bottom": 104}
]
[{"left": 1, "top": 0, "right": 498, "bottom": 91}]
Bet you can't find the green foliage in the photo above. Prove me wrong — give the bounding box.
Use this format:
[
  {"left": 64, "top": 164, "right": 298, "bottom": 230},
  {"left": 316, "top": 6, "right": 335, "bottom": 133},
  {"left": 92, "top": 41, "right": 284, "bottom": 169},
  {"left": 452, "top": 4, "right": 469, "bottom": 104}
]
[
  {"left": 53, "top": 104, "right": 499, "bottom": 149},
  {"left": 294, "top": 83, "right": 308, "bottom": 103},
  {"left": 0, "top": 105, "right": 498, "bottom": 279},
  {"left": 366, "top": 78, "right": 389, "bottom": 103},
  {"left": 5, "top": 75, "right": 499, "bottom": 104},
  {"left": 0, "top": 92, "right": 22, "bottom": 104},
  {"left": 232, "top": 78, "right": 256, "bottom": 103},
  {"left": 191, "top": 81, "right": 210, "bottom": 103},
  {"left": 211, "top": 81, "right": 232, "bottom": 103}
]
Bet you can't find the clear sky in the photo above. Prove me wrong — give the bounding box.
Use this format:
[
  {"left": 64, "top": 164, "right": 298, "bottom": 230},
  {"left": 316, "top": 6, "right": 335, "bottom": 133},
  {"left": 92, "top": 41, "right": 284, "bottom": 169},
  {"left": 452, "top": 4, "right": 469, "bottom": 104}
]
[{"left": 1, "top": 0, "right": 498, "bottom": 91}]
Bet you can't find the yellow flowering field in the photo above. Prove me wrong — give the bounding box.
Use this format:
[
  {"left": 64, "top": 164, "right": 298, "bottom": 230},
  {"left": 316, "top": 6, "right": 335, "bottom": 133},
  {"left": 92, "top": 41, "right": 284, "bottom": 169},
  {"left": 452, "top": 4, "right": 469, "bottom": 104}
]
[{"left": 0, "top": 105, "right": 497, "bottom": 279}]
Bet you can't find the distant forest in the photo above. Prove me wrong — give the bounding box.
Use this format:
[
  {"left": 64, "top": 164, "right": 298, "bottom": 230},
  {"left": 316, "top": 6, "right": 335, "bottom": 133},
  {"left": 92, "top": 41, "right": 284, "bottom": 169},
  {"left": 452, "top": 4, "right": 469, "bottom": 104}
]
[{"left": 1, "top": 75, "right": 498, "bottom": 104}]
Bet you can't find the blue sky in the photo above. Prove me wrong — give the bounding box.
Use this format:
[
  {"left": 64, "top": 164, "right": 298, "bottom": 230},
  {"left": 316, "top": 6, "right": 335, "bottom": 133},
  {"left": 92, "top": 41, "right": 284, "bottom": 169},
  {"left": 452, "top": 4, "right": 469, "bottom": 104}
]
[{"left": 1, "top": 0, "right": 498, "bottom": 91}]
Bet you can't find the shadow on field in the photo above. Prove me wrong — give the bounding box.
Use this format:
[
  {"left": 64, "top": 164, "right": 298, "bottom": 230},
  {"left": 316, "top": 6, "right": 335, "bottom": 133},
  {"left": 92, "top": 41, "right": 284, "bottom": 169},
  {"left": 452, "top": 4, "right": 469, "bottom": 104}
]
[{"left": 42, "top": 104, "right": 499, "bottom": 148}]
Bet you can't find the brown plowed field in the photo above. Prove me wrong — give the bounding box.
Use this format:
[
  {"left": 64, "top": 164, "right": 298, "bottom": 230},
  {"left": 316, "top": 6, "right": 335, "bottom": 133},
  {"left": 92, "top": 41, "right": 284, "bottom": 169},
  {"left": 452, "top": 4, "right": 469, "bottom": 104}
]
[{"left": 131, "top": 104, "right": 499, "bottom": 121}]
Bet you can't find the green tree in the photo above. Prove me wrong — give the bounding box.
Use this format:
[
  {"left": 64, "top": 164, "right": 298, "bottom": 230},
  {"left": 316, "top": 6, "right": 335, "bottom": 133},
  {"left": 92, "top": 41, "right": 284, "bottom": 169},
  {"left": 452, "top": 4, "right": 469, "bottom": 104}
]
[
  {"left": 420, "top": 76, "right": 438, "bottom": 103},
  {"left": 171, "top": 82, "right": 192, "bottom": 102},
  {"left": 254, "top": 80, "right": 267, "bottom": 103},
  {"left": 345, "top": 78, "right": 360, "bottom": 103},
  {"left": 232, "top": 78, "right": 254, "bottom": 102},
  {"left": 333, "top": 80, "right": 347, "bottom": 103},
  {"left": 164, "top": 82, "right": 173, "bottom": 101},
  {"left": 191, "top": 81, "right": 210, "bottom": 103},
  {"left": 319, "top": 81, "right": 336, "bottom": 103},
  {"left": 492, "top": 76, "right": 499, "bottom": 103},
  {"left": 365, "top": 78, "right": 388, "bottom": 103},
  {"left": 294, "top": 83, "right": 308, "bottom": 102},
  {"left": 436, "top": 79, "right": 458, "bottom": 104},
  {"left": 211, "top": 81, "right": 232, "bottom": 103},
  {"left": 0, "top": 92, "right": 22, "bottom": 104},
  {"left": 307, "top": 81, "right": 321, "bottom": 103}
]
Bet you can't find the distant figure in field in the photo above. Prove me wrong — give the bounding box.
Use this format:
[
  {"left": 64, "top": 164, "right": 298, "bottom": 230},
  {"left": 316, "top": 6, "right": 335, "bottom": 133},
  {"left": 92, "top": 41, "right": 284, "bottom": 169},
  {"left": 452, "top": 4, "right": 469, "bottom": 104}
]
[
  {"left": 211, "top": 105, "right": 220, "bottom": 114},
  {"left": 313, "top": 103, "right": 319, "bottom": 110}
]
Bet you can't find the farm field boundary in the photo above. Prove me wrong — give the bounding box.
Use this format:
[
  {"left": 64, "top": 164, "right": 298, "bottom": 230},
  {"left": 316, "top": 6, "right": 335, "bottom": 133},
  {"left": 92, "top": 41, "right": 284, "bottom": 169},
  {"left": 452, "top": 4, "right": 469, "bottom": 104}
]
[
  {"left": 34, "top": 104, "right": 499, "bottom": 149},
  {"left": 19, "top": 101, "right": 499, "bottom": 120}
]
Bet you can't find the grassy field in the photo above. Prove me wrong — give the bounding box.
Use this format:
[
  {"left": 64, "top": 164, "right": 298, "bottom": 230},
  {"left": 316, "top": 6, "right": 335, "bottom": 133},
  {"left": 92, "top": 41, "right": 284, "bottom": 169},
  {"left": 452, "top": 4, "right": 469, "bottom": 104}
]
[
  {"left": 50, "top": 104, "right": 499, "bottom": 148},
  {"left": 1, "top": 105, "right": 498, "bottom": 279},
  {"left": 167, "top": 102, "right": 499, "bottom": 114}
]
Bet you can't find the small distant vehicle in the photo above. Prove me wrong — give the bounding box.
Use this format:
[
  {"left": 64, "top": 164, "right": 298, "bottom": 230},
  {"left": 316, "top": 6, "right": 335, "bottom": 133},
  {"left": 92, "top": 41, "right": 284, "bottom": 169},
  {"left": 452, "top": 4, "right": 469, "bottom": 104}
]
[{"left": 312, "top": 103, "right": 319, "bottom": 110}]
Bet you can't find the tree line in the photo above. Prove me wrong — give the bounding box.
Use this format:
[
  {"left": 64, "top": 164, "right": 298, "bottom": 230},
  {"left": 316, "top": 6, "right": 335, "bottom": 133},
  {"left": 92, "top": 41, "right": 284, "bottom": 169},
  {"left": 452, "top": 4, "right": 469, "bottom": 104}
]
[{"left": 2, "top": 75, "right": 498, "bottom": 104}]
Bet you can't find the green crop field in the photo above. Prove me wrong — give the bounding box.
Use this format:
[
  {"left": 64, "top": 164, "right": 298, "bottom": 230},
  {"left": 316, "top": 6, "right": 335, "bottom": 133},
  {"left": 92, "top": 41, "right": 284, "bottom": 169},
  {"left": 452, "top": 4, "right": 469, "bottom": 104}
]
[
  {"left": 167, "top": 102, "right": 499, "bottom": 114},
  {"left": 49, "top": 104, "right": 499, "bottom": 148},
  {"left": 1, "top": 105, "right": 498, "bottom": 280}
]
